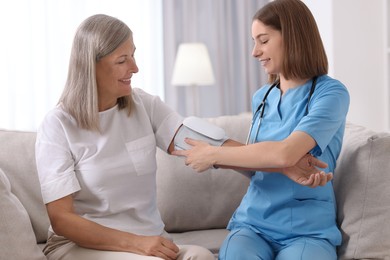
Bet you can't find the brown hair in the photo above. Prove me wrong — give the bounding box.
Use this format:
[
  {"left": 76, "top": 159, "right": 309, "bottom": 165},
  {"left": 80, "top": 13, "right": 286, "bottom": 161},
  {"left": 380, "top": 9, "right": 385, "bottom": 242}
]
[
  {"left": 59, "top": 14, "right": 133, "bottom": 131},
  {"left": 253, "top": 0, "right": 328, "bottom": 83}
]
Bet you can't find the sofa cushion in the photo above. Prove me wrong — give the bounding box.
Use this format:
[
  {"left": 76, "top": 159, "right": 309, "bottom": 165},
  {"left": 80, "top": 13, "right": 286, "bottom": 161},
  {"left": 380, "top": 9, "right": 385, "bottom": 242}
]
[
  {"left": 0, "top": 168, "right": 47, "bottom": 260},
  {"left": 157, "top": 113, "right": 252, "bottom": 232},
  {"left": 0, "top": 129, "right": 50, "bottom": 243},
  {"left": 334, "top": 122, "right": 390, "bottom": 259}
]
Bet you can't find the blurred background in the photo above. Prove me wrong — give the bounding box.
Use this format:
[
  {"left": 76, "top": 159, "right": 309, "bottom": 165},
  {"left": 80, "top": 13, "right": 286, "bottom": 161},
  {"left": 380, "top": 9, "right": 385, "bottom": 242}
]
[{"left": 0, "top": 0, "right": 389, "bottom": 133}]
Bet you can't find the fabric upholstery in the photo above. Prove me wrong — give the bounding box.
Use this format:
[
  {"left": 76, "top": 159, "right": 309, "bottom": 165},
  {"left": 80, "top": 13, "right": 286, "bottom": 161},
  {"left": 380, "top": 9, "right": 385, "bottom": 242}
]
[
  {"left": 334, "top": 122, "right": 390, "bottom": 259},
  {"left": 0, "top": 129, "right": 50, "bottom": 243},
  {"left": 0, "top": 168, "right": 46, "bottom": 260},
  {"left": 1, "top": 115, "right": 390, "bottom": 259},
  {"left": 156, "top": 113, "right": 252, "bottom": 232}
]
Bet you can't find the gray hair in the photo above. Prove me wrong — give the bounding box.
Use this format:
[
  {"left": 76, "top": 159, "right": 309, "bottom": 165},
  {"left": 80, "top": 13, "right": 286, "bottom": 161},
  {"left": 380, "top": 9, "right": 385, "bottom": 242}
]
[{"left": 59, "top": 14, "right": 133, "bottom": 131}]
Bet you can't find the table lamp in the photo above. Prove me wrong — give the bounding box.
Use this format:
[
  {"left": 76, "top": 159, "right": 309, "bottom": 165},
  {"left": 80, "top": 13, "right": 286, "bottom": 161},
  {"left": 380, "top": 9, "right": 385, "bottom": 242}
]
[{"left": 171, "top": 42, "right": 215, "bottom": 115}]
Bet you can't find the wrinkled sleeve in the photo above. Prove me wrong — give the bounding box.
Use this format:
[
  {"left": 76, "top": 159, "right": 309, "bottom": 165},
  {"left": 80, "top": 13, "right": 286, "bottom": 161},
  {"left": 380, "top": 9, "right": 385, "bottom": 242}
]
[
  {"left": 35, "top": 110, "right": 80, "bottom": 204},
  {"left": 135, "top": 89, "right": 183, "bottom": 152},
  {"left": 294, "top": 80, "right": 350, "bottom": 156}
]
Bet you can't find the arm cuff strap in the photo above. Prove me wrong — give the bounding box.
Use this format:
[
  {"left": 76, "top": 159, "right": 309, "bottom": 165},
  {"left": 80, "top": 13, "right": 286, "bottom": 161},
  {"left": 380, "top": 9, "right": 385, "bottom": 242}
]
[{"left": 174, "top": 116, "right": 228, "bottom": 150}]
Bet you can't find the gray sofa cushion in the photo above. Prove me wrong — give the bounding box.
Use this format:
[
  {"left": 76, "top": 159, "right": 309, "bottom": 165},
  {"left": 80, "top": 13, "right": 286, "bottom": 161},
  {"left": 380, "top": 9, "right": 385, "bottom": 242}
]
[
  {"left": 0, "top": 129, "right": 50, "bottom": 243},
  {"left": 0, "top": 168, "right": 46, "bottom": 260},
  {"left": 334, "top": 122, "right": 390, "bottom": 259},
  {"left": 156, "top": 113, "right": 252, "bottom": 232}
]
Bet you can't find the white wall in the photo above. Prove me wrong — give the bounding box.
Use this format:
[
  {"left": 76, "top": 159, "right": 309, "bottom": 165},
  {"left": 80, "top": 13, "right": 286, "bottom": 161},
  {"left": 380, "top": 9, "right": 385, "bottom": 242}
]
[
  {"left": 302, "top": 0, "right": 334, "bottom": 75},
  {"left": 304, "top": 0, "right": 388, "bottom": 132}
]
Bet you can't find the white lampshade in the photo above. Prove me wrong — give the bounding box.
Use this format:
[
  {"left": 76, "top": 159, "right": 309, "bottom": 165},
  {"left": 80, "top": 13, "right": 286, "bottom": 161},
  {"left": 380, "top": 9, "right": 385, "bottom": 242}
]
[{"left": 171, "top": 43, "right": 215, "bottom": 86}]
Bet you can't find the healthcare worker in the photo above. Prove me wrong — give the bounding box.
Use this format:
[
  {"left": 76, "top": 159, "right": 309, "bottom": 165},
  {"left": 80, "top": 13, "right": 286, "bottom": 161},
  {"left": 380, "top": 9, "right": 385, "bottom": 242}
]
[{"left": 172, "top": 0, "right": 350, "bottom": 259}]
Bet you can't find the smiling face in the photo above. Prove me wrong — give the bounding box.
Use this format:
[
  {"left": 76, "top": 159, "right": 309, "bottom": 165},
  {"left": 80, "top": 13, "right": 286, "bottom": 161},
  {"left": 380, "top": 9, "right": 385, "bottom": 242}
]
[
  {"left": 95, "top": 37, "right": 138, "bottom": 111},
  {"left": 251, "top": 20, "right": 284, "bottom": 77}
]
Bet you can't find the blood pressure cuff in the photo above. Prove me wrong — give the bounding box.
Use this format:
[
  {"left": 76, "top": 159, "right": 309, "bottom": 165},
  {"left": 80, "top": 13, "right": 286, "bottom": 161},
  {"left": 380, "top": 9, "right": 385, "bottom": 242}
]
[{"left": 174, "top": 116, "right": 229, "bottom": 150}]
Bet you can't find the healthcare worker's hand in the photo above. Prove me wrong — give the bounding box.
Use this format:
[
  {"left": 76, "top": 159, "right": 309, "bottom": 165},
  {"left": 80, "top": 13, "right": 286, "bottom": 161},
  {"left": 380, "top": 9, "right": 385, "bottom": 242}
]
[
  {"left": 172, "top": 138, "right": 216, "bottom": 172},
  {"left": 282, "top": 154, "right": 333, "bottom": 188}
]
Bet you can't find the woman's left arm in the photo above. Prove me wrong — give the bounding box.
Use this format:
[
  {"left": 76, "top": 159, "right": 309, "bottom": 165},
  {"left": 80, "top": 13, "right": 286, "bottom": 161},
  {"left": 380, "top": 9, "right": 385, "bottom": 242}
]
[
  {"left": 172, "top": 132, "right": 332, "bottom": 187},
  {"left": 173, "top": 131, "right": 315, "bottom": 171}
]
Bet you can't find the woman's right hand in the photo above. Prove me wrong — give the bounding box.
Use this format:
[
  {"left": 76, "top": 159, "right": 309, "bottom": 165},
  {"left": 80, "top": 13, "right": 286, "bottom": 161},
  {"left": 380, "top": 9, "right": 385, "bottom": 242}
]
[
  {"left": 46, "top": 195, "right": 179, "bottom": 259},
  {"left": 133, "top": 235, "right": 179, "bottom": 260}
]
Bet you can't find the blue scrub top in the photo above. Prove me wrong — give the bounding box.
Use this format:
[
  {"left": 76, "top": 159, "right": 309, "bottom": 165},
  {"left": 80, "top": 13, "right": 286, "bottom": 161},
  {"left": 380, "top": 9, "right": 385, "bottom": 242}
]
[{"left": 227, "top": 75, "right": 349, "bottom": 246}]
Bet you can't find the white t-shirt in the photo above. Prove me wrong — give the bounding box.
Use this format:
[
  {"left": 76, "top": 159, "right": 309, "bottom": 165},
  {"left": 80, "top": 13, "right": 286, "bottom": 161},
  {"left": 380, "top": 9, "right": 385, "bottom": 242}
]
[{"left": 36, "top": 88, "right": 183, "bottom": 236}]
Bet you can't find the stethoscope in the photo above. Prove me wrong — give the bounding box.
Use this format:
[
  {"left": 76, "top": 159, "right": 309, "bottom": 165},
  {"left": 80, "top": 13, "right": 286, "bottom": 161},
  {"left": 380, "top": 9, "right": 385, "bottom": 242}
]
[{"left": 245, "top": 77, "right": 318, "bottom": 145}]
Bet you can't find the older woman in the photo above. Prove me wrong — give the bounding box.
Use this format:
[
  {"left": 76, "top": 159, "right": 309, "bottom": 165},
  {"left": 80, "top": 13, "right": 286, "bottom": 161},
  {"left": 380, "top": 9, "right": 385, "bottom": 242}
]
[{"left": 35, "top": 14, "right": 214, "bottom": 260}]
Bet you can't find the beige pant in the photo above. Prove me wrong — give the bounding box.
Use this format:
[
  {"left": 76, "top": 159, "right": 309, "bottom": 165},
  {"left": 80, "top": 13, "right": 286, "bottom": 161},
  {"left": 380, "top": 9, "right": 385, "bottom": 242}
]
[{"left": 44, "top": 234, "right": 215, "bottom": 260}]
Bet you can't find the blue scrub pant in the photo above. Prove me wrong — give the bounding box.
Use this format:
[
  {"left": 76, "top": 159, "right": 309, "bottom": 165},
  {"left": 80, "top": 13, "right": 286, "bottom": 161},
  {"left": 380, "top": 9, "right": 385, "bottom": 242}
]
[{"left": 219, "top": 228, "right": 337, "bottom": 260}]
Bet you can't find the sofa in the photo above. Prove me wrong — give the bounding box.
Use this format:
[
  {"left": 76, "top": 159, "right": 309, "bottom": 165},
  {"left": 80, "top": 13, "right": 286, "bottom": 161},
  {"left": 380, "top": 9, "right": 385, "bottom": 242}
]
[{"left": 1, "top": 113, "right": 390, "bottom": 260}]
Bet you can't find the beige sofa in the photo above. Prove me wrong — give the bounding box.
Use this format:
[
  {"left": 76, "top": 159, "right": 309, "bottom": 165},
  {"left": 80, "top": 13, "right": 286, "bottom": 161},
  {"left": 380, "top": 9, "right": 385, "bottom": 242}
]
[{"left": 1, "top": 113, "right": 390, "bottom": 260}]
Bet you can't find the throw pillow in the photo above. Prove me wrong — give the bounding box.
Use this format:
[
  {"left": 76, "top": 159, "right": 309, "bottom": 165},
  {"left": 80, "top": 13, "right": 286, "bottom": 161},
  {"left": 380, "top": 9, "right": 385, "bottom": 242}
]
[
  {"left": 0, "top": 168, "right": 47, "bottom": 260},
  {"left": 0, "top": 129, "right": 50, "bottom": 243}
]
